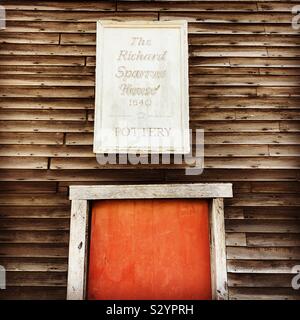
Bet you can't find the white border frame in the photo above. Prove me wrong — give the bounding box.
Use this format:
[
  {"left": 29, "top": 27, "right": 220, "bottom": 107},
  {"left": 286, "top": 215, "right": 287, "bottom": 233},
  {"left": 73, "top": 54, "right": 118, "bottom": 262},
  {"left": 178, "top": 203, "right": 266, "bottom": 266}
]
[
  {"left": 67, "top": 183, "right": 232, "bottom": 300},
  {"left": 93, "top": 20, "right": 190, "bottom": 154}
]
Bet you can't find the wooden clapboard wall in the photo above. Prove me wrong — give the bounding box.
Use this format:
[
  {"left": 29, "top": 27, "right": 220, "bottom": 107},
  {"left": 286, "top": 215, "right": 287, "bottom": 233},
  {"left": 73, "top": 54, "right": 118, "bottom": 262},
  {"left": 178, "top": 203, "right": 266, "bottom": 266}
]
[{"left": 0, "top": 0, "right": 300, "bottom": 300}]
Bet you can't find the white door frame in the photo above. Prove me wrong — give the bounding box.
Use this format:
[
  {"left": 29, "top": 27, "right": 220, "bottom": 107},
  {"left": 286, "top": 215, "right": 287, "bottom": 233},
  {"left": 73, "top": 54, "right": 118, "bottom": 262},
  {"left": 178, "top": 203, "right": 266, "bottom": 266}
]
[{"left": 67, "top": 183, "right": 233, "bottom": 300}]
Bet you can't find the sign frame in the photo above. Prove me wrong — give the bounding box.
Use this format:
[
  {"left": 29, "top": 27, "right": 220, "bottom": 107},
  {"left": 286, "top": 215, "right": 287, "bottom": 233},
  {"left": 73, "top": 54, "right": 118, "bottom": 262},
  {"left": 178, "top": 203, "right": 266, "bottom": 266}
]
[{"left": 93, "top": 20, "right": 190, "bottom": 154}]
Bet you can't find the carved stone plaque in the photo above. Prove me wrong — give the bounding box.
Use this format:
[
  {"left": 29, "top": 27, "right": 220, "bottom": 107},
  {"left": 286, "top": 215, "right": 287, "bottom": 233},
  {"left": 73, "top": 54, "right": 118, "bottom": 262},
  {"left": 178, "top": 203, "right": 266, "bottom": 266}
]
[{"left": 94, "top": 20, "right": 189, "bottom": 154}]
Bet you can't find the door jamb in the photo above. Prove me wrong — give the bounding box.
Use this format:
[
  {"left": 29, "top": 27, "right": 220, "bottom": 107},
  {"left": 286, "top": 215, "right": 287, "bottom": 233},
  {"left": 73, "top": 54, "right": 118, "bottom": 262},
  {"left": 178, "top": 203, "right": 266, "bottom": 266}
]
[{"left": 67, "top": 183, "right": 232, "bottom": 300}]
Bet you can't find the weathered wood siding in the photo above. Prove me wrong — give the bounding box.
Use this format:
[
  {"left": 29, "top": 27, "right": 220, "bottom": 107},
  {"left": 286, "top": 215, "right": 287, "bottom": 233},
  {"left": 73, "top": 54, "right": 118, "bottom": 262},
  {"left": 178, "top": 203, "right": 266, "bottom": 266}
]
[{"left": 0, "top": 0, "right": 300, "bottom": 300}]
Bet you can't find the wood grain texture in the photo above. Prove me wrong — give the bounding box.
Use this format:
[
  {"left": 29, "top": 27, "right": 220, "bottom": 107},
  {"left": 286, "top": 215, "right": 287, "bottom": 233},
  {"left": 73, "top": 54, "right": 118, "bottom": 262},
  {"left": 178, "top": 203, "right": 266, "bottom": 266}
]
[
  {"left": 66, "top": 200, "right": 88, "bottom": 300},
  {"left": 69, "top": 184, "right": 233, "bottom": 200},
  {"left": 210, "top": 198, "right": 228, "bottom": 300},
  {"left": 0, "top": 0, "right": 299, "bottom": 300}
]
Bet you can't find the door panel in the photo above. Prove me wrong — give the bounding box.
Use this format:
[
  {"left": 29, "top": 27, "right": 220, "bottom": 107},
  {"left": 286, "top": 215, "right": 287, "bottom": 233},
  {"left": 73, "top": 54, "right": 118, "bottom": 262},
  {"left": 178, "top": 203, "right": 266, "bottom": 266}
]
[{"left": 87, "top": 199, "right": 211, "bottom": 300}]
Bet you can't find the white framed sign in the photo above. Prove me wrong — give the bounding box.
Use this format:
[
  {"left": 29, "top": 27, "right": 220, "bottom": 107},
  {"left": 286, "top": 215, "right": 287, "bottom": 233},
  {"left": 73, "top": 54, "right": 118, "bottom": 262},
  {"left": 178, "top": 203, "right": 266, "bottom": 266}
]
[{"left": 93, "top": 20, "right": 190, "bottom": 154}]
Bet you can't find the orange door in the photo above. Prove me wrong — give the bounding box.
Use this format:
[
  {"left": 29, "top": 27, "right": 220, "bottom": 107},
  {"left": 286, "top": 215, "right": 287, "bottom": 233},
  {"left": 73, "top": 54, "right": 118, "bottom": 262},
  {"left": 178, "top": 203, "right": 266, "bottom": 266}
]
[{"left": 87, "top": 199, "right": 212, "bottom": 300}]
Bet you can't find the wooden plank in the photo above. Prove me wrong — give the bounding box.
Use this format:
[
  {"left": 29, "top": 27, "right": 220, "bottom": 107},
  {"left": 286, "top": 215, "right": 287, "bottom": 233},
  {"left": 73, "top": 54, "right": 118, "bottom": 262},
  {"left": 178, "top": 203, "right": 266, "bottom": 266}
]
[
  {"left": 0, "top": 207, "right": 70, "bottom": 218},
  {"left": 268, "top": 48, "right": 300, "bottom": 58},
  {"left": 65, "top": 133, "right": 93, "bottom": 145},
  {"left": 0, "top": 32, "right": 59, "bottom": 44},
  {"left": 0, "top": 167, "right": 298, "bottom": 183},
  {"left": 0, "top": 56, "right": 85, "bottom": 66},
  {"left": 60, "top": 33, "right": 96, "bottom": 45},
  {"left": 0, "top": 66, "right": 95, "bottom": 76},
  {"left": 67, "top": 200, "right": 89, "bottom": 300},
  {"left": 0, "top": 194, "right": 70, "bottom": 206},
  {"left": 190, "top": 67, "right": 260, "bottom": 75},
  {"left": 233, "top": 182, "right": 254, "bottom": 194},
  {"left": 189, "top": 65, "right": 300, "bottom": 76},
  {"left": 204, "top": 145, "right": 269, "bottom": 157},
  {"left": 0, "top": 169, "right": 166, "bottom": 182},
  {"left": 264, "top": 25, "right": 300, "bottom": 35},
  {"left": 226, "top": 233, "right": 247, "bottom": 246},
  {"left": 2, "top": 1, "right": 115, "bottom": 11},
  {"left": 229, "top": 287, "right": 300, "bottom": 300},
  {"left": 227, "top": 247, "right": 300, "bottom": 260},
  {"left": 86, "top": 56, "right": 96, "bottom": 66},
  {"left": 162, "top": 12, "right": 294, "bottom": 24},
  {"left": 69, "top": 183, "right": 233, "bottom": 200},
  {"left": 280, "top": 121, "right": 300, "bottom": 132},
  {"left": 205, "top": 133, "right": 300, "bottom": 144},
  {"left": 190, "top": 75, "right": 300, "bottom": 86},
  {"left": 229, "top": 57, "right": 300, "bottom": 68},
  {"left": 0, "top": 44, "right": 96, "bottom": 56},
  {"left": 0, "top": 218, "right": 69, "bottom": 231},
  {"left": 0, "top": 243, "right": 68, "bottom": 258},
  {"left": 226, "top": 194, "right": 300, "bottom": 206},
  {"left": 0, "top": 287, "right": 66, "bottom": 300},
  {"left": 0, "top": 133, "right": 64, "bottom": 145},
  {"left": 0, "top": 110, "right": 86, "bottom": 121},
  {"left": 188, "top": 23, "right": 265, "bottom": 35},
  {"left": 5, "top": 11, "right": 158, "bottom": 22},
  {"left": 225, "top": 207, "right": 244, "bottom": 219},
  {"left": 192, "top": 121, "right": 280, "bottom": 132},
  {"left": 0, "top": 121, "right": 94, "bottom": 133},
  {"left": 0, "top": 75, "right": 94, "bottom": 86},
  {"left": 190, "top": 66, "right": 300, "bottom": 77},
  {"left": 210, "top": 198, "right": 228, "bottom": 300},
  {"left": 50, "top": 157, "right": 191, "bottom": 170},
  {"left": 258, "top": 2, "right": 300, "bottom": 12},
  {"left": 226, "top": 220, "right": 300, "bottom": 233},
  {"left": 269, "top": 145, "right": 300, "bottom": 156},
  {"left": 243, "top": 207, "right": 300, "bottom": 220},
  {"left": 257, "top": 87, "right": 300, "bottom": 97},
  {"left": 188, "top": 108, "right": 297, "bottom": 122},
  {"left": 0, "top": 157, "right": 48, "bottom": 169},
  {"left": 189, "top": 86, "right": 257, "bottom": 97},
  {"left": 0, "top": 257, "right": 67, "bottom": 272},
  {"left": 3, "top": 21, "right": 96, "bottom": 33},
  {"left": 250, "top": 182, "right": 300, "bottom": 193},
  {"left": 190, "top": 47, "right": 268, "bottom": 58},
  {"left": 235, "top": 110, "right": 300, "bottom": 121},
  {"left": 260, "top": 68, "right": 300, "bottom": 76},
  {"left": 246, "top": 234, "right": 300, "bottom": 246},
  {"left": 5, "top": 271, "right": 67, "bottom": 287},
  {"left": 204, "top": 157, "right": 300, "bottom": 169},
  {"left": 0, "top": 145, "right": 94, "bottom": 157},
  {"left": 0, "top": 182, "right": 57, "bottom": 194},
  {"left": 0, "top": 87, "right": 94, "bottom": 98},
  {"left": 0, "top": 98, "right": 94, "bottom": 109},
  {"left": 50, "top": 158, "right": 197, "bottom": 170},
  {"left": 191, "top": 108, "right": 234, "bottom": 120},
  {"left": 166, "top": 169, "right": 300, "bottom": 182},
  {"left": 227, "top": 260, "right": 300, "bottom": 274},
  {"left": 228, "top": 273, "right": 297, "bottom": 288},
  {"left": 0, "top": 230, "right": 69, "bottom": 243},
  {"left": 190, "top": 57, "right": 230, "bottom": 67},
  {"left": 117, "top": 1, "right": 258, "bottom": 12}
]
